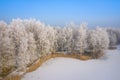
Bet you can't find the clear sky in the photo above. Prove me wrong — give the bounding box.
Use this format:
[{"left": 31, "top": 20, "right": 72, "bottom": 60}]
[{"left": 0, "top": 0, "right": 120, "bottom": 28}]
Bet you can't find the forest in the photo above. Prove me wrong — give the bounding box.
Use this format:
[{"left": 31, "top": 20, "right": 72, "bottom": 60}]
[{"left": 0, "top": 19, "right": 120, "bottom": 78}]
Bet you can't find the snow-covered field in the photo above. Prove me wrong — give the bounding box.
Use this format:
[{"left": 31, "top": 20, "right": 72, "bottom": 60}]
[{"left": 22, "top": 46, "right": 120, "bottom": 80}]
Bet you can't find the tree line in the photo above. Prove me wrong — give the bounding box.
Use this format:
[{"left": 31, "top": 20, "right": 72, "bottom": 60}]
[{"left": 0, "top": 19, "right": 120, "bottom": 76}]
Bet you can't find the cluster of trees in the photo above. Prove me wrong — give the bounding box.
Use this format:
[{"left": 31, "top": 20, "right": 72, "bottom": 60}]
[
  {"left": 107, "top": 28, "right": 120, "bottom": 48},
  {"left": 0, "top": 19, "right": 119, "bottom": 76},
  {"left": 0, "top": 19, "right": 58, "bottom": 76}
]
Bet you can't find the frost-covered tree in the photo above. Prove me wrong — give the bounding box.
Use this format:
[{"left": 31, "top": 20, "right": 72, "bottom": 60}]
[
  {"left": 63, "top": 27, "right": 73, "bottom": 53},
  {"left": 87, "top": 27, "right": 109, "bottom": 58},
  {"left": 88, "top": 27, "right": 109, "bottom": 51},
  {"left": 27, "top": 32, "right": 38, "bottom": 63},
  {"left": 64, "top": 23, "right": 75, "bottom": 52},
  {"left": 0, "top": 21, "right": 7, "bottom": 32},
  {"left": 23, "top": 19, "right": 44, "bottom": 56},
  {"left": 107, "top": 28, "right": 117, "bottom": 47},
  {"left": 96, "top": 27, "right": 109, "bottom": 50},
  {"left": 9, "top": 19, "right": 30, "bottom": 68},
  {"left": 107, "top": 28, "right": 120, "bottom": 46},
  {"left": 116, "top": 29, "right": 120, "bottom": 44},
  {"left": 78, "top": 23, "right": 87, "bottom": 54},
  {"left": 56, "top": 27, "right": 67, "bottom": 52},
  {"left": 71, "top": 23, "right": 87, "bottom": 54},
  {"left": 56, "top": 22, "right": 88, "bottom": 54},
  {"left": 0, "top": 26, "right": 15, "bottom": 76},
  {"left": 23, "top": 19, "right": 56, "bottom": 56},
  {"left": 57, "top": 27, "right": 73, "bottom": 53},
  {"left": 45, "top": 26, "right": 57, "bottom": 53}
]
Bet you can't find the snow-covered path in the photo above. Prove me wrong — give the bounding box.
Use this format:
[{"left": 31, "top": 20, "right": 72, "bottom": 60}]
[{"left": 22, "top": 46, "right": 120, "bottom": 80}]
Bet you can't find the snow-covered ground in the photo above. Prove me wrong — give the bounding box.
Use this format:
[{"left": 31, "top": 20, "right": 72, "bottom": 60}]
[{"left": 22, "top": 46, "right": 120, "bottom": 80}]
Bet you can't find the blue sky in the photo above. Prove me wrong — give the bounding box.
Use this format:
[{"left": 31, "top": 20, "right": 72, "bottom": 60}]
[{"left": 0, "top": 0, "right": 120, "bottom": 27}]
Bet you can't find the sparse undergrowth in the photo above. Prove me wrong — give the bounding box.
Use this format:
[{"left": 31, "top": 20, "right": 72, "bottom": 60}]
[
  {"left": 4, "top": 74, "right": 22, "bottom": 80},
  {"left": 1, "top": 51, "right": 105, "bottom": 80},
  {"left": 3, "top": 53, "right": 93, "bottom": 80},
  {"left": 109, "top": 46, "right": 117, "bottom": 50},
  {"left": 27, "top": 53, "right": 92, "bottom": 73}
]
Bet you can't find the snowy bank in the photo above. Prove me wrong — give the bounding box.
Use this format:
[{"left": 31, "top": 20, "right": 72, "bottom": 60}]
[{"left": 22, "top": 46, "right": 120, "bottom": 80}]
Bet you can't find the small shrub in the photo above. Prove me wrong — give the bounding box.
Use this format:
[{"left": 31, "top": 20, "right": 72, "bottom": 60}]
[
  {"left": 109, "top": 46, "right": 117, "bottom": 50},
  {"left": 80, "top": 55, "right": 91, "bottom": 60},
  {"left": 91, "top": 51, "right": 104, "bottom": 59},
  {"left": 0, "top": 66, "right": 14, "bottom": 77}
]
